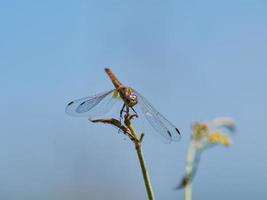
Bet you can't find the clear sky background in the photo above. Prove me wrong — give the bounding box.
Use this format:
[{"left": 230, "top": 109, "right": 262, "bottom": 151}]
[{"left": 0, "top": 0, "right": 267, "bottom": 199}]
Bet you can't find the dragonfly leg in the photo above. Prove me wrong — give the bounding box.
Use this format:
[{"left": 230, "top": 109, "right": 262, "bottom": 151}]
[
  {"left": 130, "top": 107, "right": 138, "bottom": 118},
  {"left": 120, "top": 105, "right": 138, "bottom": 121},
  {"left": 126, "top": 105, "right": 130, "bottom": 113},
  {"left": 120, "top": 104, "right": 126, "bottom": 122},
  {"left": 125, "top": 107, "right": 138, "bottom": 120}
]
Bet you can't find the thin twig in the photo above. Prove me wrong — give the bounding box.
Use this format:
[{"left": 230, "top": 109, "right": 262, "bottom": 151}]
[{"left": 89, "top": 118, "right": 136, "bottom": 141}]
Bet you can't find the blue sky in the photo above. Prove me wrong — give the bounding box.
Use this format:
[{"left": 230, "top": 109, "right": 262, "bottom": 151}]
[{"left": 0, "top": 1, "right": 267, "bottom": 199}]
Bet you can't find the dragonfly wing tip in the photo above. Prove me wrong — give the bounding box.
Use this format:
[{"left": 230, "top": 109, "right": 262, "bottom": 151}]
[
  {"left": 167, "top": 130, "right": 172, "bottom": 138},
  {"left": 67, "top": 101, "right": 74, "bottom": 106},
  {"left": 175, "top": 127, "right": 181, "bottom": 135}
]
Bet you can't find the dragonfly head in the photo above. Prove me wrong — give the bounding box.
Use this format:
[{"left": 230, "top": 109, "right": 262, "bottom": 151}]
[
  {"left": 128, "top": 92, "right": 138, "bottom": 107},
  {"left": 119, "top": 87, "right": 138, "bottom": 107}
]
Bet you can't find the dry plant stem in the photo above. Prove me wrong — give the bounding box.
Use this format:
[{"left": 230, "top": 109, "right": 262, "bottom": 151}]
[{"left": 90, "top": 118, "right": 136, "bottom": 140}]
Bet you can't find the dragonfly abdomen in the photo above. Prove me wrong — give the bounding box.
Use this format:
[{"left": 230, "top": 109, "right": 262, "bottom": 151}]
[{"left": 105, "top": 68, "right": 122, "bottom": 89}]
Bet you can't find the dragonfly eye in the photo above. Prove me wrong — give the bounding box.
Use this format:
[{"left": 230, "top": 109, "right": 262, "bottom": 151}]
[{"left": 130, "top": 93, "right": 137, "bottom": 102}]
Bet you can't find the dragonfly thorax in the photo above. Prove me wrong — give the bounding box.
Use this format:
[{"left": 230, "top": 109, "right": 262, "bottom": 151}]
[{"left": 118, "top": 87, "right": 138, "bottom": 107}]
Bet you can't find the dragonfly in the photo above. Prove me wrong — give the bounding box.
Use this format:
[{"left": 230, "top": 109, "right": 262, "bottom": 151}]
[{"left": 66, "top": 68, "right": 181, "bottom": 142}]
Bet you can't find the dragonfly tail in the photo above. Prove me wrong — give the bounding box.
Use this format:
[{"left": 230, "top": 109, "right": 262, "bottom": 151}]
[{"left": 104, "top": 68, "right": 122, "bottom": 89}]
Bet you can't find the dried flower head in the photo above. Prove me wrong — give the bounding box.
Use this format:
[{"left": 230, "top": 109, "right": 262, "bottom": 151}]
[{"left": 178, "top": 117, "right": 235, "bottom": 189}]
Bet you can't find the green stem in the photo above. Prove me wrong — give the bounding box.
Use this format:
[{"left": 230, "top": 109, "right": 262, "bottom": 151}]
[
  {"left": 136, "top": 142, "right": 155, "bottom": 200},
  {"left": 184, "top": 142, "right": 195, "bottom": 200},
  {"left": 91, "top": 116, "right": 155, "bottom": 199},
  {"left": 185, "top": 183, "right": 192, "bottom": 200},
  {"left": 125, "top": 116, "right": 155, "bottom": 200}
]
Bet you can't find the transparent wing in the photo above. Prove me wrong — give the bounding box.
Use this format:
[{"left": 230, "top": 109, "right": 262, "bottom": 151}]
[
  {"left": 134, "top": 90, "right": 181, "bottom": 142},
  {"left": 66, "top": 89, "right": 121, "bottom": 117}
]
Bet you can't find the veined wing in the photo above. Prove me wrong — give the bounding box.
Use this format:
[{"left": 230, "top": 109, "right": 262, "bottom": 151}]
[
  {"left": 134, "top": 90, "right": 181, "bottom": 142},
  {"left": 66, "top": 89, "right": 121, "bottom": 117}
]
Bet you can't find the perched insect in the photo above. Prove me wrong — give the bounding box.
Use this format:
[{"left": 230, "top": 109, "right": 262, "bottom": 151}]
[{"left": 66, "top": 68, "right": 180, "bottom": 142}]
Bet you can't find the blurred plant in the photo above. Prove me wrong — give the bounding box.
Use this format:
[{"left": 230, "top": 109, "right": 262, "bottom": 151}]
[
  {"left": 177, "top": 117, "right": 235, "bottom": 200},
  {"left": 90, "top": 113, "right": 155, "bottom": 200}
]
